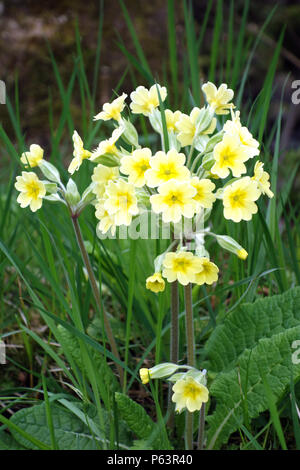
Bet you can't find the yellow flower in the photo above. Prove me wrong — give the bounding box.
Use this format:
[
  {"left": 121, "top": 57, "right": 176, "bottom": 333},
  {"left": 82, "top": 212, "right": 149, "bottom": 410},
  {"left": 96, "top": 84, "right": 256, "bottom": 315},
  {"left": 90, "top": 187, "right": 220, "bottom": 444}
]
[
  {"left": 104, "top": 179, "right": 139, "bottom": 226},
  {"left": 224, "top": 111, "right": 259, "bottom": 158},
  {"left": 93, "top": 93, "right": 127, "bottom": 122},
  {"left": 139, "top": 368, "right": 151, "bottom": 384},
  {"left": 95, "top": 201, "right": 117, "bottom": 236},
  {"left": 195, "top": 258, "right": 219, "bottom": 285},
  {"left": 191, "top": 177, "right": 216, "bottom": 210},
  {"left": 162, "top": 251, "right": 202, "bottom": 285},
  {"left": 212, "top": 133, "right": 250, "bottom": 178},
  {"left": 145, "top": 149, "right": 190, "bottom": 188},
  {"left": 172, "top": 376, "right": 209, "bottom": 413},
  {"left": 202, "top": 81, "right": 234, "bottom": 115},
  {"left": 164, "top": 109, "right": 182, "bottom": 132},
  {"left": 90, "top": 127, "right": 123, "bottom": 161},
  {"left": 91, "top": 164, "right": 119, "bottom": 198},
  {"left": 20, "top": 144, "right": 44, "bottom": 168},
  {"left": 176, "top": 107, "right": 216, "bottom": 147},
  {"left": 237, "top": 249, "right": 248, "bottom": 260},
  {"left": 252, "top": 161, "right": 274, "bottom": 198},
  {"left": 223, "top": 177, "right": 261, "bottom": 222},
  {"left": 150, "top": 179, "right": 196, "bottom": 224},
  {"left": 15, "top": 171, "right": 46, "bottom": 212},
  {"left": 120, "top": 148, "right": 152, "bottom": 187},
  {"left": 146, "top": 272, "right": 165, "bottom": 293},
  {"left": 130, "top": 84, "right": 167, "bottom": 116},
  {"left": 68, "top": 131, "right": 92, "bottom": 175}
]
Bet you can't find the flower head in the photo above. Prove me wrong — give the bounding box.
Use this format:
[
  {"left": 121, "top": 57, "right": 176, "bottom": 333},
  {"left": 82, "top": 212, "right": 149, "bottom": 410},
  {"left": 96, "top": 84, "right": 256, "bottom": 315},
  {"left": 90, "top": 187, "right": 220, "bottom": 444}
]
[
  {"left": 139, "top": 368, "right": 151, "bottom": 384},
  {"left": 191, "top": 177, "right": 216, "bottom": 210},
  {"left": 224, "top": 111, "right": 259, "bottom": 158},
  {"left": 212, "top": 133, "right": 250, "bottom": 178},
  {"left": 162, "top": 251, "right": 202, "bottom": 285},
  {"left": 172, "top": 376, "right": 209, "bottom": 413},
  {"left": 21, "top": 144, "right": 44, "bottom": 168},
  {"left": 15, "top": 172, "right": 46, "bottom": 212},
  {"left": 68, "top": 131, "right": 92, "bottom": 175},
  {"left": 104, "top": 179, "right": 139, "bottom": 226},
  {"left": 120, "top": 147, "right": 152, "bottom": 187},
  {"left": 146, "top": 272, "right": 165, "bottom": 293},
  {"left": 237, "top": 248, "right": 248, "bottom": 260},
  {"left": 150, "top": 179, "right": 196, "bottom": 224},
  {"left": 93, "top": 93, "right": 127, "bottom": 122},
  {"left": 202, "top": 81, "right": 234, "bottom": 115},
  {"left": 252, "top": 161, "right": 274, "bottom": 198},
  {"left": 95, "top": 201, "right": 117, "bottom": 236},
  {"left": 176, "top": 107, "right": 216, "bottom": 147},
  {"left": 145, "top": 149, "right": 190, "bottom": 188},
  {"left": 130, "top": 84, "right": 167, "bottom": 116},
  {"left": 92, "top": 164, "right": 119, "bottom": 198},
  {"left": 223, "top": 176, "right": 261, "bottom": 222},
  {"left": 195, "top": 258, "right": 219, "bottom": 285},
  {"left": 164, "top": 109, "right": 182, "bottom": 132},
  {"left": 90, "top": 127, "right": 124, "bottom": 162}
]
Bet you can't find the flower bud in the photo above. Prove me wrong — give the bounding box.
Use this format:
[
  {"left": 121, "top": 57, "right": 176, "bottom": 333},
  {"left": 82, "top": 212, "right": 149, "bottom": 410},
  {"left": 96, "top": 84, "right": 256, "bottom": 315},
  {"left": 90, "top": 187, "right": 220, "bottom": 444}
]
[
  {"left": 215, "top": 234, "right": 248, "bottom": 260},
  {"left": 38, "top": 160, "right": 61, "bottom": 184},
  {"left": 42, "top": 181, "right": 58, "bottom": 194},
  {"left": 120, "top": 119, "right": 139, "bottom": 148},
  {"left": 65, "top": 178, "right": 81, "bottom": 206},
  {"left": 139, "top": 363, "right": 179, "bottom": 384}
]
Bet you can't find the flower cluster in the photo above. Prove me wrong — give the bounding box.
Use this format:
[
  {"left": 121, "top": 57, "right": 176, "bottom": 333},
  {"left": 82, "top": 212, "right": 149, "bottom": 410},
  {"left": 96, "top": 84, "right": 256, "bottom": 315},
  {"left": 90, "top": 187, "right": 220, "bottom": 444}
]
[
  {"left": 139, "top": 362, "right": 209, "bottom": 414},
  {"left": 14, "top": 81, "right": 273, "bottom": 294}
]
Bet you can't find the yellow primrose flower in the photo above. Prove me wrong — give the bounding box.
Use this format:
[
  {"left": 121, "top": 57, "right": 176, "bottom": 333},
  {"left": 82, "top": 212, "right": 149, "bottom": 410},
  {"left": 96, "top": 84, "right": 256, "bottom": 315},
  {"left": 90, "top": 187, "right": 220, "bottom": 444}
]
[
  {"left": 145, "top": 149, "right": 190, "bottom": 188},
  {"left": 224, "top": 111, "right": 259, "bottom": 158},
  {"left": 120, "top": 147, "right": 152, "bottom": 187},
  {"left": 164, "top": 109, "right": 182, "bottom": 132},
  {"left": 191, "top": 177, "right": 216, "bottom": 210},
  {"left": 150, "top": 179, "right": 196, "bottom": 224},
  {"left": 212, "top": 133, "right": 250, "bottom": 178},
  {"left": 91, "top": 164, "right": 119, "bottom": 198},
  {"left": 202, "top": 81, "right": 234, "bottom": 115},
  {"left": 223, "top": 176, "right": 261, "bottom": 222},
  {"left": 95, "top": 200, "right": 117, "bottom": 236},
  {"left": 68, "top": 131, "right": 92, "bottom": 175},
  {"left": 93, "top": 93, "right": 127, "bottom": 122},
  {"left": 252, "top": 161, "right": 274, "bottom": 198},
  {"left": 15, "top": 171, "right": 46, "bottom": 212},
  {"left": 172, "top": 376, "right": 209, "bottom": 413},
  {"left": 176, "top": 107, "right": 216, "bottom": 147},
  {"left": 20, "top": 144, "right": 44, "bottom": 168},
  {"left": 104, "top": 179, "right": 139, "bottom": 226},
  {"left": 146, "top": 272, "right": 165, "bottom": 293},
  {"left": 130, "top": 84, "right": 167, "bottom": 116},
  {"left": 162, "top": 251, "right": 202, "bottom": 285},
  {"left": 90, "top": 127, "right": 123, "bottom": 161},
  {"left": 195, "top": 258, "right": 219, "bottom": 285},
  {"left": 237, "top": 249, "right": 248, "bottom": 260},
  {"left": 139, "top": 368, "right": 151, "bottom": 384}
]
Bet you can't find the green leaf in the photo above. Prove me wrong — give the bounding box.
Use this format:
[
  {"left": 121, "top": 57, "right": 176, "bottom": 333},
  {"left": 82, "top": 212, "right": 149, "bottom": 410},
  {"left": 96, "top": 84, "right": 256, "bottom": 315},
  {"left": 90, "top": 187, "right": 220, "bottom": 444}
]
[
  {"left": 0, "top": 430, "right": 27, "bottom": 450},
  {"left": 10, "top": 402, "right": 102, "bottom": 450},
  {"left": 205, "top": 287, "right": 300, "bottom": 373},
  {"left": 205, "top": 288, "right": 300, "bottom": 449},
  {"left": 115, "top": 393, "right": 171, "bottom": 450}
]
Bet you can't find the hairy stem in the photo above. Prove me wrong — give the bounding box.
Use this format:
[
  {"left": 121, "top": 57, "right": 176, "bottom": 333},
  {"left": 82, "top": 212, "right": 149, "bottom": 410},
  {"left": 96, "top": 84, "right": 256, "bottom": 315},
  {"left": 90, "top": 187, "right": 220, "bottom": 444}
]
[
  {"left": 197, "top": 403, "right": 206, "bottom": 450},
  {"left": 71, "top": 214, "right": 123, "bottom": 385},
  {"left": 184, "top": 282, "right": 195, "bottom": 450}
]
